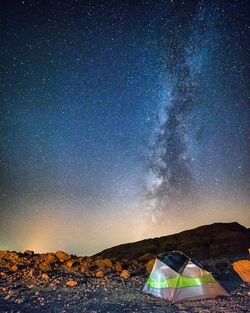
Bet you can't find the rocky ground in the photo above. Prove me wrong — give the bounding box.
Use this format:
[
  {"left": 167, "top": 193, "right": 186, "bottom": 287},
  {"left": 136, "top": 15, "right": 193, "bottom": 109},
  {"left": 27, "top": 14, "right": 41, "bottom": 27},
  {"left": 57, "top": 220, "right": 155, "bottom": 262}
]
[{"left": 0, "top": 250, "right": 249, "bottom": 312}]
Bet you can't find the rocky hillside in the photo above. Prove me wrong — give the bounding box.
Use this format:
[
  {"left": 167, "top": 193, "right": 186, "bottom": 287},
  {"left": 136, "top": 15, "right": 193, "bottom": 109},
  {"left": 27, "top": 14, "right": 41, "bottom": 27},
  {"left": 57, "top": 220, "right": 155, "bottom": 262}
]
[
  {"left": 95, "top": 222, "right": 250, "bottom": 260},
  {"left": 0, "top": 250, "right": 144, "bottom": 282},
  {"left": 0, "top": 222, "right": 249, "bottom": 284},
  {"left": 0, "top": 222, "right": 249, "bottom": 312}
]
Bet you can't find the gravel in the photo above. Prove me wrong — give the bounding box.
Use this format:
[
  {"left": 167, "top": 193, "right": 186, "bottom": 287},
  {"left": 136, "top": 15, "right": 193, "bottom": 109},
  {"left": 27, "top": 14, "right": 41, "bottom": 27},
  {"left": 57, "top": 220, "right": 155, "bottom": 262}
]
[{"left": 0, "top": 270, "right": 249, "bottom": 312}]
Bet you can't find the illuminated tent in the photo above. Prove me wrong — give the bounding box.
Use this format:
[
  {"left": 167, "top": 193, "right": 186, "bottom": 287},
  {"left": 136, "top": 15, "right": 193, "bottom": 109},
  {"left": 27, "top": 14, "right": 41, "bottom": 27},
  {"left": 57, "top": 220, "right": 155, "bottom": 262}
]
[
  {"left": 143, "top": 251, "right": 229, "bottom": 303},
  {"left": 232, "top": 260, "right": 250, "bottom": 282}
]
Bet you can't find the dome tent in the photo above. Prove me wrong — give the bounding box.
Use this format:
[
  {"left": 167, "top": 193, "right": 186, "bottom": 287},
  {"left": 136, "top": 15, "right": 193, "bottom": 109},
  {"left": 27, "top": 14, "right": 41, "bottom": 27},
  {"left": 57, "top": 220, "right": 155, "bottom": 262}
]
[{"left": 143, "top": 251, "right": 229, "bottom": 303}]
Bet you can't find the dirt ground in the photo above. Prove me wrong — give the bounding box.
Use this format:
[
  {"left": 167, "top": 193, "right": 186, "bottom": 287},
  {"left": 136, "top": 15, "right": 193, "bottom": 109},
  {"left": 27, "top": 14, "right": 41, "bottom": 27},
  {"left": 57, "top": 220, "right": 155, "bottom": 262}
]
[{"left": 0, "top": 271, "right": 249, "bottom": 313}]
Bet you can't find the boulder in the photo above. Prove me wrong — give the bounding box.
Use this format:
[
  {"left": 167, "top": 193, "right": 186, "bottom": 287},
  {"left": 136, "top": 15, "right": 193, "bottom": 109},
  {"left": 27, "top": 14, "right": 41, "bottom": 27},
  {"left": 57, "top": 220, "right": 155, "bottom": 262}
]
[
  {"left": 86, "top": 257, "right": 93, "bottom": 263},
  {"left": 120, "top": 270, "right": 130, "bottom": 279},
  {"left": 41, "top": 273, "right": 49, "bottom": 280},
  {"left": 39, "top": 262, "right": 52, "bottom": 272},
  {"left": 139, "top": 253, "right": 155, "bottom": 261},
  {"left": 7, "top": 252, "right": 19, "bottom": 262},
  {"left": 10, "top": 265, "right": 18, "bottom": 272},
  {"left": 44, "top": 253, "right": 57, "bottom": 264},
  {"left": 65, "top": 259, "right": 76, "bottom": 268},
  {"left": 114, "top": 261, "right": 123, "bottom": 272},
  {"left": 121, "top": 259, "right": 130, "bottom": 269},
  {"left": 66, "top": 280, "right": 77, "bottom": 287},
  {"left": 55, "top": 251, "right": 71, "bottom": 263},
  {"left": 61, "top": 264, "right": 75, "bottom": 273},
  {"left": 131, "top": 259, "right": 139, "bottom": 267},
  {"left": 95, "top": 258, "right": 113, "bottom": 269},
  {"left": 85, "top": 270, "right": 92, "bottom": 277},
  {"left": 24, "top": 250, "right": 34, "bottom": 256},
  {"left": 89, "top": 264, "right": 99, "bottom": 272},
  {"left": 95, "top": 258, "right": 105, "bottom": 268},
  {"left": 80, "top": 262, "right": 88, "bottom": 273},
  {"left": 0, "top": 251, "right": 7, "bottom": 259},
  {"left": 27, "top": 269, "right": 34, "bottom": 277},
  {"left": 103, "top": 258, "right": 113, "bottom": 268},
  {"left": 95, "top": 270, "right": 104, "bottom": 278},
  {"left": 146, "top": 259, "right": 155, "bottom": 274}
]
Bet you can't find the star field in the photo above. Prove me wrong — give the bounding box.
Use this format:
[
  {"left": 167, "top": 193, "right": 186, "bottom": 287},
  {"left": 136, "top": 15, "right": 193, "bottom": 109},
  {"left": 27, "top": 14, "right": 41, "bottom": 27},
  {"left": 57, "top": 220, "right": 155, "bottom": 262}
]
[{"left": 0, "top": 0, "right": 249, "bottom": 255}]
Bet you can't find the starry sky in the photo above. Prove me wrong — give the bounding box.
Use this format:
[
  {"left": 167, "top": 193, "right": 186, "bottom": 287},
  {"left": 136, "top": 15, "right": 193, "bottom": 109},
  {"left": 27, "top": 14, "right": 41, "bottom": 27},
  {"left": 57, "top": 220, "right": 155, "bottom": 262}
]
[{"left": 1, "top": 0, "right": 249, "bottom": 256}]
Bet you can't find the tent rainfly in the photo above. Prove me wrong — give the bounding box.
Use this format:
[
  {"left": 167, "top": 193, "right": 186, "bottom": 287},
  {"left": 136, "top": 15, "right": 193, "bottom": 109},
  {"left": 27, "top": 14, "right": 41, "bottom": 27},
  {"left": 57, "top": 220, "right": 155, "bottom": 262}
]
[{"left": 143, "top": 251, "right": 229, "bottom": 303}]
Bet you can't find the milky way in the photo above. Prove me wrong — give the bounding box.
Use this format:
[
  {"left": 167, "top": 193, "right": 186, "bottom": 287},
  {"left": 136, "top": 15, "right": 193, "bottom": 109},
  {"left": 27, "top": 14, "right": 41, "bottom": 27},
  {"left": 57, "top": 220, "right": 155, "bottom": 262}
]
[{"left": 0, "top": 0, "right": 249, "bottom": 255}]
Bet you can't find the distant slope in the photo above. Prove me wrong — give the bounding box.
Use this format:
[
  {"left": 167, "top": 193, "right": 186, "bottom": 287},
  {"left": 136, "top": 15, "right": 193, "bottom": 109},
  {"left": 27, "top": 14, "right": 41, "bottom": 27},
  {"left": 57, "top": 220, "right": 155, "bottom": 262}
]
[{"left": 95, "top": 222, "right": 250, "bottom": 260}]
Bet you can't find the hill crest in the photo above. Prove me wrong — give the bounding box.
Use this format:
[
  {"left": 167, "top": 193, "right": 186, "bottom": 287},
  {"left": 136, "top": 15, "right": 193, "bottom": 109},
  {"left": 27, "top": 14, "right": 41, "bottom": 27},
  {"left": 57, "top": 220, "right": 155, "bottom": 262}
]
[{"left": 95, "top": 222, "right": 250, "bottom": 260}]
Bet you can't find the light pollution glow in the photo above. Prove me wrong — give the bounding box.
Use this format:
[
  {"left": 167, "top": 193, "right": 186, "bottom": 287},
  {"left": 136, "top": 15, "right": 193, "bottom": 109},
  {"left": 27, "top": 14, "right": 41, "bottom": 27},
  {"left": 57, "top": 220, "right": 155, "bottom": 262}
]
[{"left": 1, "top": 196, "right": 249, "bottom": 256}]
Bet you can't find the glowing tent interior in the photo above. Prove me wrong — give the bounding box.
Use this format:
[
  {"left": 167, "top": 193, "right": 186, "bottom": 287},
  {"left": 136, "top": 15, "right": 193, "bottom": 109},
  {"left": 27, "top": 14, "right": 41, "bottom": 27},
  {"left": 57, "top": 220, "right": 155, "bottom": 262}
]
[{"left": 143, "top": 251, "right": 229, "bottom": 303}]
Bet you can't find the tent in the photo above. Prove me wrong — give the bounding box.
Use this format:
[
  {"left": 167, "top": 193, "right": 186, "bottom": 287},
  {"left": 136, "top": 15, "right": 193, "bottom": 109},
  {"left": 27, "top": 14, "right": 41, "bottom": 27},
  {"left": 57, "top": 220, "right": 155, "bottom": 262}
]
[
  {"left": 232, "top": 260, "right": 250, "bottom": 282},
  {"left": 143, "top": 251, "right": 229, "bottom": 303}
]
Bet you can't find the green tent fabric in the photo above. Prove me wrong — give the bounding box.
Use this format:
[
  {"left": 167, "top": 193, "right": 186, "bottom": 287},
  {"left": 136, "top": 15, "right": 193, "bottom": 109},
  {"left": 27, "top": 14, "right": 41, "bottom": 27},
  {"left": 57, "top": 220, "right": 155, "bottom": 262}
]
[{"left": 143, "top": 251, "right": 229, "bottom": 303}]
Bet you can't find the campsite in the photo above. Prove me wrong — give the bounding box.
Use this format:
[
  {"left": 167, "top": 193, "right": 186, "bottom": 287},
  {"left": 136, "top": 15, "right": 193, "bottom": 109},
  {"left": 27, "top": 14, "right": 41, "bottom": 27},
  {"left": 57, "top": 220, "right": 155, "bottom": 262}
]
[
  {"left": 0, "top": 222, "right": 249, "bottom": 312},
  {"left": 1, "top": 0, "right": 249, "bottom": 311}
]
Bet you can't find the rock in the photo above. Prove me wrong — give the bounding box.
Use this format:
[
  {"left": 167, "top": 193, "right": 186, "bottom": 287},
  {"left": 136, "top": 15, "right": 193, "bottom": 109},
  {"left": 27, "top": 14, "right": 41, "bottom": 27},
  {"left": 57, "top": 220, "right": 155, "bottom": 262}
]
[
  {"left": 56, "top": 251, "right": 71, "bottom": 263},
  {"left": 85, "top": 270, "right": 93, "bottom": 277},
  {"left": 39, "top": 262, "right": 52, "bottom": 272},
  {"left": 0, "top": 251, "right": 7, "bottom": 259},
  {"left": 131, "top": 259, "right": 139, "bottom": 267},
  {"left": 94, "top": 258, "right": 112, "bottom": 271},
  {"left": 24, "top": 250, "right": 34, "bottom": 256},
  {"left": 114, "top": 261, "right": 123, "bottom": 272},
  {"left": 10, "top": 265, "right": 18, "bottom": 272},
  {"left": 44, "top": 253, "right": 57, "bottom": 264},
  {"left": 120, "top": 259, "right": 130, "bottom": 269},
  {"left": 27, "top": 269, "right": 34, "bottom": 277},
  {"left": 7, "top": 252, "right": 19, "bottom": 262},
  {"left": 61, "top": 264, "right": 75, "bottom": 273},
  {"left": 95, "top": 258, "right": 104, "bottom": 267},
  {"left": 146, "top": 259, "right": 155, "bottom": 274},
  {"left": 66, "top": 280, "right": 77, "bottom": 286},
  {"left": 120, "top": 270, "right": 130, "bottom": 279},
  {"left": 96, "top": 270, "right": 104, "bottom": 278},
  {"left": 27, "top": 284, "right": 34, "bottom": 289},
  {"left": 86, "top": 257, "right": 93, "bottom": 263},
  {"left": 89, "top": 264, "right": 99, "bottom": 272},
  {"left": 65, "top": 259, "right": 76, "bottom": 268},
  {"left": 80, "top": 262, "right": 88, "bottom": 273},
  {"left": 103, "top": 258, "right": 113, "bottom": 268},
  {"left": 41, "top": 273, "right": 49, "bottom": 280},
  {"left": 139, "top": 253, "right": 155, "bottom": 261}
]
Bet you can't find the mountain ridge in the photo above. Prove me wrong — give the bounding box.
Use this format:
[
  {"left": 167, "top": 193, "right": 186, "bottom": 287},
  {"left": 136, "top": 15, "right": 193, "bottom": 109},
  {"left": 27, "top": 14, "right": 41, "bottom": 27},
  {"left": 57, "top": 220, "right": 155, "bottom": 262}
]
[{"left": 95, "top": 222, "right": 250, "bottom": 260}]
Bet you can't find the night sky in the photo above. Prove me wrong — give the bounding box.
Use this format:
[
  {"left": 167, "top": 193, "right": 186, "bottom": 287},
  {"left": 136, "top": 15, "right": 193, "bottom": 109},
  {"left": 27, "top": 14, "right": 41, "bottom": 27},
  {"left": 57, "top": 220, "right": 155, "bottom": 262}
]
[{"left": 1, "top": 0, "right": 249, "bottom": 256}]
